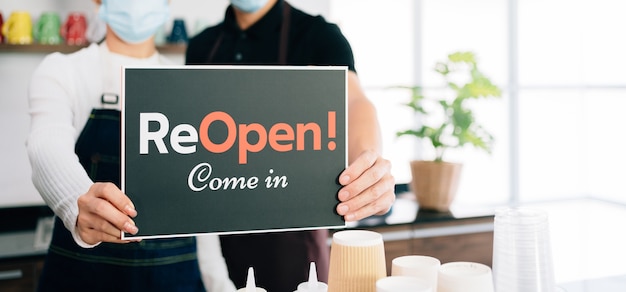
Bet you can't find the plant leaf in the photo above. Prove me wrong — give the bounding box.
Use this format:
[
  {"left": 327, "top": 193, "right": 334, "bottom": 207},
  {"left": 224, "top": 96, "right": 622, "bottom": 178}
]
[
  {"left": 448, "top": 51, "right": 476, "bottom": 65},
  {"left": 389, "top": 51, "right": 502, "bottom": 161}
]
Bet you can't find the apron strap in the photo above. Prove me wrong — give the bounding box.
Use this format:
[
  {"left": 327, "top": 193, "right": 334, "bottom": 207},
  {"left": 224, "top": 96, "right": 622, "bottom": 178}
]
[
  {"left": 278, "top": 2, "right": 291, "bottom": 64},
  {"left": 206, "top": 28, "right": 224, "bottom": 63},
  {"left": 101, "top": 93, "right": 119, "bottom": 105}
]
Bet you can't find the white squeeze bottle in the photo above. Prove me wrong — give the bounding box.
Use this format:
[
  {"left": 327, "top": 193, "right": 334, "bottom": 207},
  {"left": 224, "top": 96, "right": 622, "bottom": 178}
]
[
  {"left": 294, "top": 262, "right": 328, "bottom": 292},
  {"left": 237, "top": 267, "right": 267, "bottom": 292}
]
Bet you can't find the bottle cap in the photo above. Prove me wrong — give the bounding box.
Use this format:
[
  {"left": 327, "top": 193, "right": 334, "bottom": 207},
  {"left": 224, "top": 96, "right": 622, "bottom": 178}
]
[
  {"left": 295, "top": 262, "right": 328, "bottom": 292},
  {"left": 236, "top": 267, "right": 267, "bottom": 292}
]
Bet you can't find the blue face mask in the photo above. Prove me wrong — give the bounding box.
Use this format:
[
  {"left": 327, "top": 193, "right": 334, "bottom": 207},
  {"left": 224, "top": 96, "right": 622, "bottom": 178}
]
[
  {"left": 98, "top": 0, "right": 170, "bottom": 44},
  {"left": 230, "top": 0, "right": 270, "bottom": 13}
]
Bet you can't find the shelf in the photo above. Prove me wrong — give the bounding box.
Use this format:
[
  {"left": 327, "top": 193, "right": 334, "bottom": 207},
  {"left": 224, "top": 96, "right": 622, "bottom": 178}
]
[
  {"left": 159, "top": 44, "right": 187, "bottom": 54},
  {"left": 0, "top": 43, "right": 88, "bottom": 54},
  {"left": 0, "top": 43, "right": 187, "bottom": 55}
]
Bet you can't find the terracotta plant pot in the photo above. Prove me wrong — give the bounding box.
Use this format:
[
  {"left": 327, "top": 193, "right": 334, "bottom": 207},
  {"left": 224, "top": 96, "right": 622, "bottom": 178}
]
[{"left": 409, "top": 160, "right": 463, "bottom": 212}]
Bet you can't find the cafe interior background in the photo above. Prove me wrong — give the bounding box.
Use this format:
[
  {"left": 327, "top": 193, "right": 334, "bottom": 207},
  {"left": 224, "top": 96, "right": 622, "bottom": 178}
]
[{"left": 1, "top": 0, "right": 625, "bottom": 289}]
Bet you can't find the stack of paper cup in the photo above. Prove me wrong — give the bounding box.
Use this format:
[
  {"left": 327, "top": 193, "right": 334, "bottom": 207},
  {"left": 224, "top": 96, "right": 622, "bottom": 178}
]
[
  {"left": 391, "top": 255, "right": 441, "bottom": 290},
  {"left": 376, "top": 276, "right": 433, "bottom": 292},
  {"left": 327, "top": 230, "right": 386, "bottom": 292},
  {"left": 437, "top": 261, "right": 494, "bottom": 292},
  {"left": 492, "top": 207, "right": 556, "bottom": 292}
]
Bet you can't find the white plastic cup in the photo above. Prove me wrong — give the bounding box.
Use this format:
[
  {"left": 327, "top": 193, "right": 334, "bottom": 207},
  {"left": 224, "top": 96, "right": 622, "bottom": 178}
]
[
  {"left": 492, "top": 207, "right": 556, "bottom": 292},
  {"left": 437, "top": 262, "right": 494, "bottom": 292},
  {"left": 391, "top": 255, "right": 441, "bottom": 288},
  {"left": 376, "top": 276, "right": 433, "bottom": 292}
]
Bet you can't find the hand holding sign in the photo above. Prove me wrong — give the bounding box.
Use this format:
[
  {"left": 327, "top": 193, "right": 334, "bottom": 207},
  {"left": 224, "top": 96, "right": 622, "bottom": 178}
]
[
  {"left": 336, "top": 150, "right": 395, "bottom": 222},
  {"left": 76, "top": 182, "right": 138, "bottom": 245}
]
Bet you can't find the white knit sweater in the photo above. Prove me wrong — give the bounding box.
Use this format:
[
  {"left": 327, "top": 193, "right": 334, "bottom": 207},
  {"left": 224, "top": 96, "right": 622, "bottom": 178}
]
[{"left": 27, "top": 42, "right": 235, "bottom": 291}]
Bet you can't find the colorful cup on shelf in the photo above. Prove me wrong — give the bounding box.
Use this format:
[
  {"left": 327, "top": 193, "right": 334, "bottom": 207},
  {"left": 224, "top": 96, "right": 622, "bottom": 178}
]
[
  {"left": 61, "top": 12, "right": 88, "bottom": 45},
  {"left": 34, "top": 12, "right": 62, "bottom": 45},
  {"left": 0, "top": 11, "right": 4, "bottom": 43},
  {"left": 2, "top": 11, "right": 33, "bottom": 44},
  {"left": 167, "top": 18, "right": 188, "bottom": 44}
]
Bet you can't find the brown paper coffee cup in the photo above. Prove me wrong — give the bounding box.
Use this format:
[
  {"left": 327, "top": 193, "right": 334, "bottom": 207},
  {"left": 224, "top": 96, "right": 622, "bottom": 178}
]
[{"left": 327, "top": 230, "right": 386, "bottom": 292}]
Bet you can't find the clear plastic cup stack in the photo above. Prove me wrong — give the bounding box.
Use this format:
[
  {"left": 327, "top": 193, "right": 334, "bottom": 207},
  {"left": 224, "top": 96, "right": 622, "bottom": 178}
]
[{"left": 492, "top": 207, "right": 556, "bottom": 292}]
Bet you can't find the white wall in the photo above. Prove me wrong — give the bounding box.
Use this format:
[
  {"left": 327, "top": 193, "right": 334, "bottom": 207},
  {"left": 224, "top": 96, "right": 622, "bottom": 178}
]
[
  {"left": 0, "top": 0, "right": 330, "bottom": 208},
  {"left": 0, "top": 54, "right": 43, "bottom": 207}
]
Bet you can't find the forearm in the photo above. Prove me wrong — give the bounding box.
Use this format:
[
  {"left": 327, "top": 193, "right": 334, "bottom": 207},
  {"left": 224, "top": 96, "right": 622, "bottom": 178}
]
[
  {"left": 347, "top": 72, "right": 382, "bottom": 163},
  {"left": 27, "top": 127, "right": 94, "bottom": 244},
  {"left": 27, "top": 56, "right": 95, "bottom": 247},
  {"left": 337, "top": 72, "right": 395, "bottom": 220}
]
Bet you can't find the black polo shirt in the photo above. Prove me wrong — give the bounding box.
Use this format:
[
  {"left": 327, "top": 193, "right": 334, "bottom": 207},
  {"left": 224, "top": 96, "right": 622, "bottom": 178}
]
[
  {"left": 185, "top": 0, "right": 357, "bottom": 72},
  {"left": 185, "top": 2, "right": 357, "bottom": 291}
]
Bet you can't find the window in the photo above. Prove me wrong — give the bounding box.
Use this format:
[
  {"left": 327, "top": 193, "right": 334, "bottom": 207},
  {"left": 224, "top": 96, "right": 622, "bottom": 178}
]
[
  {"left": 329, "top": 0, "right": 417, "bottom": 186},
  {"left": 329, "top": 0, "right": 626, "bottom": 205}
]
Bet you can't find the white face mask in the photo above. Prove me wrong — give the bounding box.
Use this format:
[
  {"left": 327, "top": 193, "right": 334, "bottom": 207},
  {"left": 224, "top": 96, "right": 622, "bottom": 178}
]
[
  {"left": 98, "top": 0, "right": 170, "bottom": 44},
  {"left": 230, "top": 0, "right": 270, "bottom": 13}
]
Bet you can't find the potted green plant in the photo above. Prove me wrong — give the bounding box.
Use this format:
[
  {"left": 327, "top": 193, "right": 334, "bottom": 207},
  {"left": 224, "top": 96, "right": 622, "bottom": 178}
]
[{"left": 395, "top": 51, "right": 502, "bottom": 211}]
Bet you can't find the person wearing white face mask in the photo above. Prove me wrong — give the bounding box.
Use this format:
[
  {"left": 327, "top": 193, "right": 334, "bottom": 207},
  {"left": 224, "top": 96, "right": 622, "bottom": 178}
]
[
  {"left": 187, "top": 0, "right": 396, "bottom": 291},
  {"left": 27, "top": 0, "right": 235, "bottom": 291}
]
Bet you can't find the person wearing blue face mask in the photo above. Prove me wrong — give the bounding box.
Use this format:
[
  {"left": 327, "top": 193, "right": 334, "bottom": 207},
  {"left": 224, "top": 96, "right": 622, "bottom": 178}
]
[
  {"left": 186, "top": 1, "right": 396, "bottom": 291},
  {"left": 27, "top": 0, "right": 235, "bottom": 291}
]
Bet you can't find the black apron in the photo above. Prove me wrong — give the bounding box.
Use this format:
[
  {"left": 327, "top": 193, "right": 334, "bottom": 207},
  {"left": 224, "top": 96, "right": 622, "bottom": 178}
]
[
  {"left": 213, "top": 3, "right": 331, "bottom": 292},
  {"left": 37, "top": 102, "right": 205, "bottom": 292}
]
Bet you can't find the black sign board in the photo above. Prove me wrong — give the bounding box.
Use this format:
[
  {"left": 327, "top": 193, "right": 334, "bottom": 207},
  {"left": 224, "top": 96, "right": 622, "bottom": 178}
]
[{"left": 122, "top": 66, "right": 347, "bottom": 239}]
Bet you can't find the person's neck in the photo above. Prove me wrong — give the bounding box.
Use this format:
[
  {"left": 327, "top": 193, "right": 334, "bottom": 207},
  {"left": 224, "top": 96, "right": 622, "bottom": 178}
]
[
  {"left": 233, "top": 0, "right": 278, "bottom": 30},
  {"left": 104, "top": 28, "right": 157, "bottom": 58}
]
